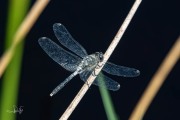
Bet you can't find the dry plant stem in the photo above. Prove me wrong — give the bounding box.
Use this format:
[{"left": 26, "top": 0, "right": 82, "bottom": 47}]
[
  {"left": 0, "top": 0, "right": 50, "bottom": 78},
  {"left": 59, "top": 0, "right": 142, "bottom": 120},
  {"left": 129, "top": 37, "right": 180, "bottom": 120}
]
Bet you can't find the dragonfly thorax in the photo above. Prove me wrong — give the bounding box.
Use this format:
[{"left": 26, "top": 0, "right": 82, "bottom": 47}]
[{"left": 77, "top": 52, "right": 104, "bottom": 73}]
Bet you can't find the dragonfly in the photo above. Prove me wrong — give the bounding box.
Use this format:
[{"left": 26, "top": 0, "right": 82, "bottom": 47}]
[{"left": 38, "top": 23, "right": 140, "bottom": 97}]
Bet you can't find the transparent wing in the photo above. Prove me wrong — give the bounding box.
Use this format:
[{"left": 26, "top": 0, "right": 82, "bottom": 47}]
[
  {"left": 38, "top": 37, "right": 82, "bottom": 72},
  {"left": 79, "top": 70, "right": 120, "bottom": 91},
  {"left": 53, "top": 23, "right": 88, "bottom": 58},
  {"left": 102, "top": 62, "right": 140, "bottom": 77}
]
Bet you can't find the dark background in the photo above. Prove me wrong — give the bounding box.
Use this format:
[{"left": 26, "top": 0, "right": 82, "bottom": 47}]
[{"left": 0, "top": 0, "right": 180, "bottom": 120}]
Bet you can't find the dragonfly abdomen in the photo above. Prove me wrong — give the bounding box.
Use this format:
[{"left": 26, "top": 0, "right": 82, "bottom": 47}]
[{"left": 50, "top": 71, "right": 79, "bottom": 96}]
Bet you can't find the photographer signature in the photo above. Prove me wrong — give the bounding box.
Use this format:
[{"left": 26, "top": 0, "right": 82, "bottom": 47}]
[{"left": 7, "top": 105, "right": 24, "bottom": 114}]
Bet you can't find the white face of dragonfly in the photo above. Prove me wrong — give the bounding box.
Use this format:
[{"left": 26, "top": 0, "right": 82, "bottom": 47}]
[{"left": 77, "top": 52, "right": 104, "bottom": 73}]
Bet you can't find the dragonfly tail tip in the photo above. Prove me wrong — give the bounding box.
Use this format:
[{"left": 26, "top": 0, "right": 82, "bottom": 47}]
[{"left": 50, "top": 93, "right": 53, "bottom": 97}]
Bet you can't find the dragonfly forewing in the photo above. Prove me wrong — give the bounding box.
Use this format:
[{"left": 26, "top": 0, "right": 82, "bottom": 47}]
[{"left": 53, "top": 23, "right": 88, "bottom": 58}]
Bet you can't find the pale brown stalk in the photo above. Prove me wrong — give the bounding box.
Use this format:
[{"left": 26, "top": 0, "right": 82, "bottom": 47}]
[
  {"left": 0, "top": 0, "right": 50, "bottom": 77},
  {"left": 129, "top": 37, "right": 180, "bottom": 120}
]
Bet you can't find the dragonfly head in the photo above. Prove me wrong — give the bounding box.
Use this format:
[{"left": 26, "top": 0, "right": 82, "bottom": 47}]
[{"left": 95, "top": 52, "right": 104, "bottom": 62}]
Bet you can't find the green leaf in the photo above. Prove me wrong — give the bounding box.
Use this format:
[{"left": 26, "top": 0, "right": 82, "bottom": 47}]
[
  {"left": 98, "top": 73, "right": 120, "bottom": 120},
  {"left": 0, "top": 0, "right": 30, "bottom": 120}
]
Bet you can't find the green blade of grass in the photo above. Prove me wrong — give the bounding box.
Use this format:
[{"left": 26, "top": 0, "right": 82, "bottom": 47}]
[
  {"left": 98, "top": 73, "right": 119, "bottom": 120},
  {"left": 0, "top": 0, "right": 30, "bottom": 120}
]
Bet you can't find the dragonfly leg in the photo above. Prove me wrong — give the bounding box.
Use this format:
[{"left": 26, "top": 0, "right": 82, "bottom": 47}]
[
  {"left": 92, "top": 63, "right": 104, "bottom": 76},
  {"left": 85, "top": 81, "right": 91, "bottom": 89},
  {"left": 96, "top": 63, "right": 104, "bottom": 69},
  {"left": 92, "top": 70, "right": 98, "bottom": 76}
]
